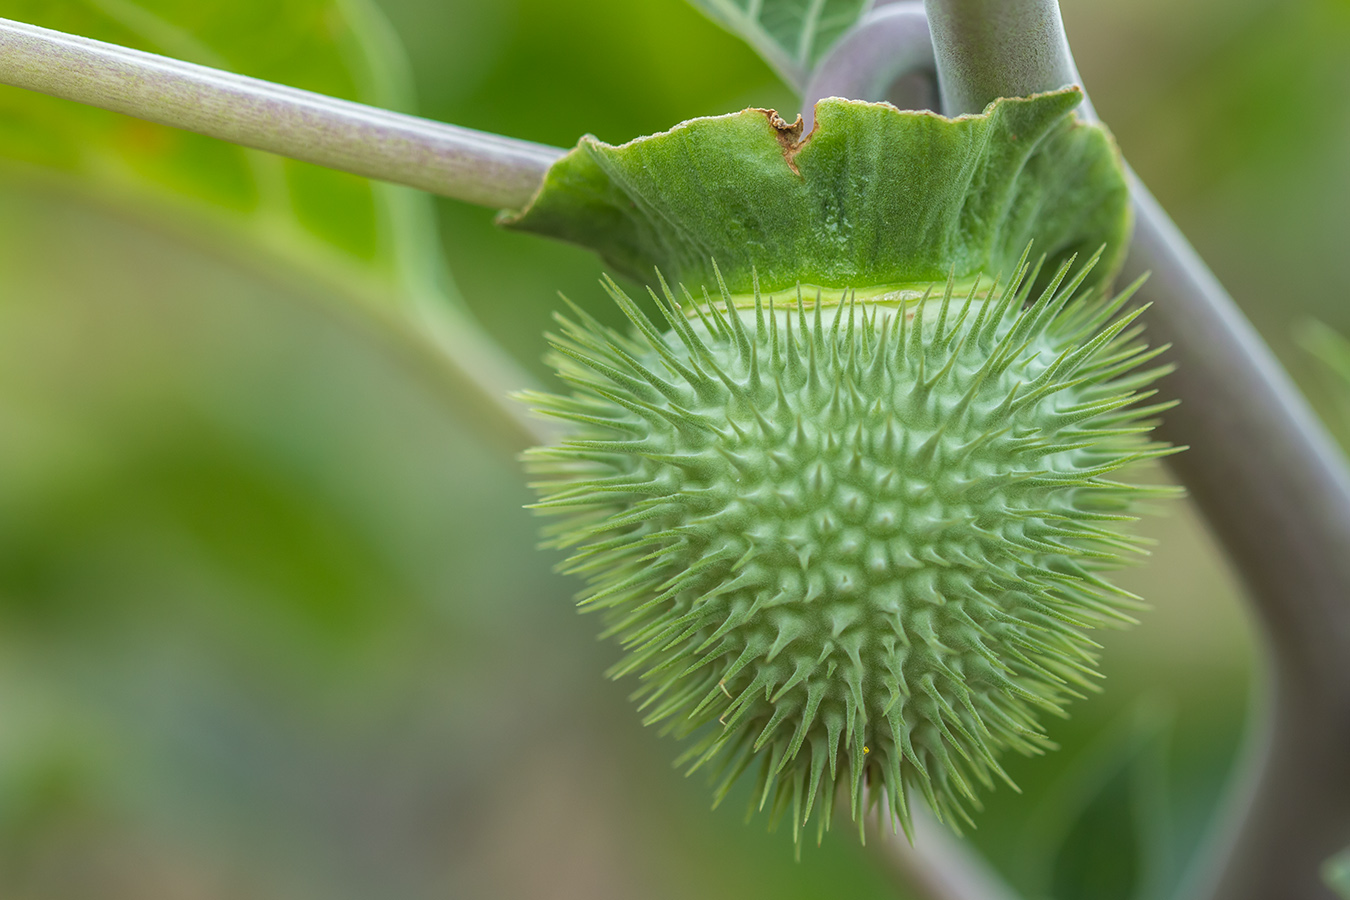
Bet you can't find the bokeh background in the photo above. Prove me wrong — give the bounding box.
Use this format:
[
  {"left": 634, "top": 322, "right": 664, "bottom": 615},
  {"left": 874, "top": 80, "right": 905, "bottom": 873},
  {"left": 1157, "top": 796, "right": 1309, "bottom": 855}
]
[{"left": 0, "top": 0, "right": 1345, "bottom": 897}]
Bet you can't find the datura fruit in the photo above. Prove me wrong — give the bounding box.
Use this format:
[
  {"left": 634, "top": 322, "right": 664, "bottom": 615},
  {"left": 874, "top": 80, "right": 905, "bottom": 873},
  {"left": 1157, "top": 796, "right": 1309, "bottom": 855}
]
[{"left": 506, "top": 88, "right": 1179, "bottom": 842}]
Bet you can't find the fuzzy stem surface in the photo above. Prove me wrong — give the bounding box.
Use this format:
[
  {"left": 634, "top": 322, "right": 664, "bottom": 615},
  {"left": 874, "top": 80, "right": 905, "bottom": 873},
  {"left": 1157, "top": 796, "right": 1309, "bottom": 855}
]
[
  {"left": 0, "top": 17, "right": 564, "bottom": 210},
  {"left": 924, "top": 1, "right": 1350, "bottom": 898},
  {"left": 922, "top": 0, "right": 1090, "bottom": 118}
]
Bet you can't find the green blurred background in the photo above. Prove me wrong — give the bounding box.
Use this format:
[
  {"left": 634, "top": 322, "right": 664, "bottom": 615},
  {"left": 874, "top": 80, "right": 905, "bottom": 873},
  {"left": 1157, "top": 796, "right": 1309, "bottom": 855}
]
[{"left": 0, "top": 0, "right": 1346, "bottom": 897}]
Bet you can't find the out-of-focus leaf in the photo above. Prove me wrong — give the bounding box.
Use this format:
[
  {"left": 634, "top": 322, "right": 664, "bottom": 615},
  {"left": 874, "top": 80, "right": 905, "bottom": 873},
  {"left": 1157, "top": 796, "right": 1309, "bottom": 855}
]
[
  {"left": 1015, "top": 705, "right": 1175, "bottom": 900},
  {"left": 1296, "top": 319, "right": 1350, "bottom": 445},
  {"left": 1326, "top": 848, "right": 1350, "bottom": 899},
  {"left": 682, "top": 0, "right": 870, "bottom": 91},
  {"left": 0, "top": 179, "right": 563, "bottom": 899},
  {"left": 1050, "top": 765, "right": 1140, "bottom": 900},
  {"left": 1299, "top": 320, "right": 1350, "bottom": 384},
  {"left": 0, "top": 0, "right": 448, "bottom": 315},
  {"left": 0, "top": 0, "right": 544, "bottom": 449}
]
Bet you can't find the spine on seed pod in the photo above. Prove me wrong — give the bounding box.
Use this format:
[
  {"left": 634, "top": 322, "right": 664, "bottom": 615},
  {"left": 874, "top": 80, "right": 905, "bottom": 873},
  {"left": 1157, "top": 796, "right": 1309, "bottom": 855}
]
[{"left": 504, "top": 87, "right": 1182, "bottom": 844}]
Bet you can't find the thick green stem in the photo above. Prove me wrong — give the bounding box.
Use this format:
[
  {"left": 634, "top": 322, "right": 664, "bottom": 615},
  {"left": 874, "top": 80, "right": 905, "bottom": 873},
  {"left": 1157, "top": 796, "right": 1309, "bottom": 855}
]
[
  {"left": 923, "top": 0, "right": 1089, "bottom": 118},
  {"left": 924, "top": 2, "right": 1350, "bottom": 898},
  {"left": 0, "top": 17, "right": 565, "bottom": 210}
]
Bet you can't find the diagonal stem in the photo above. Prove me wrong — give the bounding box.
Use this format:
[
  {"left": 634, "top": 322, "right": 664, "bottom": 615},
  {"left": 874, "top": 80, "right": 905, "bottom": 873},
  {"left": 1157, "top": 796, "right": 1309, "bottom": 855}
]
[
  {"left": 925, "top": 2, "right": 1350, "bottom": 899},
  {"left": 0, "top": 17, "right": 565, "bottom": 210},
  {"left": 868, "top": 809, "right": 1025, "bottom": 900}
]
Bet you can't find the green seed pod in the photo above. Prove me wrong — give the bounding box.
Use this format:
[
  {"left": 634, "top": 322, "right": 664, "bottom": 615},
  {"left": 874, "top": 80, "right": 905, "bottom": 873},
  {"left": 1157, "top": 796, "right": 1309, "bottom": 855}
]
[
  {"left": 510, "top": 89, "right": 1178, "bottom": 841},
  {"left": 522, "top": 256, "right": 1172, "bottom": 839}
]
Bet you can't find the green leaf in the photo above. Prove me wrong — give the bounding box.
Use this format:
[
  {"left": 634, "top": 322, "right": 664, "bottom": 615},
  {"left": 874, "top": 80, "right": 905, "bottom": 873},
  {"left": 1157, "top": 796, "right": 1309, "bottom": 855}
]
[
  {"left": 683, "top": 0, "right": 871, "bottom": 91},
  {"left": 0, "top": 0, "right": 418, "bottom": 290},
  {"left": 1299, "top": 320, "right": 1350, "bottom": 385},
  {"left": 505, "top": 88, "right": 1130, "bottom": 297},
  {"left": 0, "top": 0, "right": 542, "bottom": 449},
  {"left": 1326, "top": 848, "right": 1350, "bottom": 900},
  {"left": 1027, "top": 706, "right": 1176, "bottom": 900},
  {"left": 1050, "top": 766, "right": 1141, "bottom": 900},
  {"left": 1296, "top": 319, "right": 1350, "bottom": 447}
]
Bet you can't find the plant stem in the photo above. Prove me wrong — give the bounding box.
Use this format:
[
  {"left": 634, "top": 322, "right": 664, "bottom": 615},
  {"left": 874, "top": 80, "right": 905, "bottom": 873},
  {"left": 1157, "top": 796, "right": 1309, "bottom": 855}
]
[
  {"left": 801, "top": 2, "right": 935, "bottom": 130},
  {"left": 0, "top": 15, "right": 562, "bottom": 453},
  {"left": 922, "top": 0, "right": 1090, "bottom": 119},
  {"left": 0, "top": 17, "right": 565, "bottom": 210},
  {"left": 1122, "top": 180, "right": 1350, "bottom": 900},
  {"left": 925, "top": 2, "right": 1350, "bottom": 898},
  {"left": 869, "top": 809, "right": 1025, "bottom": 900}
]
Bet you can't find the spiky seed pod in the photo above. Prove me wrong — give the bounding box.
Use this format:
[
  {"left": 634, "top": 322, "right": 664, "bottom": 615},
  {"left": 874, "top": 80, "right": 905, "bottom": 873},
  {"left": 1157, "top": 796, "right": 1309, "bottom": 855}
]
[{"left": 522, "top": 251, "right": 1177, "bottom": 842}]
